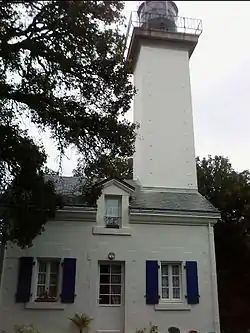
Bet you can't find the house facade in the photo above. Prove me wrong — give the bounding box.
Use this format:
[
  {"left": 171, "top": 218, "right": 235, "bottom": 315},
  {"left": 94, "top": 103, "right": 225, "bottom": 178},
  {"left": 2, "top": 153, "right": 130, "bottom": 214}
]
[{"left": 0, "top": 2, "right": 220, "bottom": 333}]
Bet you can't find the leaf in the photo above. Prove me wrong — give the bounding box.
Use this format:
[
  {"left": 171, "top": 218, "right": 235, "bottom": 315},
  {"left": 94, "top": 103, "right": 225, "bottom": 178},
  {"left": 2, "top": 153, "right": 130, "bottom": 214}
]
[{"left": 69, "top": 313, "right": 93, "bottom": 331}]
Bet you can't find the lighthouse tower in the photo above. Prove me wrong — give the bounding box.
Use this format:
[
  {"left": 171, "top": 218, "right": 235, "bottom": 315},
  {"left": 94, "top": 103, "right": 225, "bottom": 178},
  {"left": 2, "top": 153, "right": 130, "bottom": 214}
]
[{"left": 127, "top": 1, "right": 202, "bottom": 191}]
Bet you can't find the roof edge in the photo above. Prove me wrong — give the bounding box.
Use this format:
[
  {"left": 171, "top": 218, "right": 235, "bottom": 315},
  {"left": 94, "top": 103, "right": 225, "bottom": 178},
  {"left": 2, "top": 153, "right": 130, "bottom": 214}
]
[{"left": 95, "top": 177, "right": 135, "bottom": 191}]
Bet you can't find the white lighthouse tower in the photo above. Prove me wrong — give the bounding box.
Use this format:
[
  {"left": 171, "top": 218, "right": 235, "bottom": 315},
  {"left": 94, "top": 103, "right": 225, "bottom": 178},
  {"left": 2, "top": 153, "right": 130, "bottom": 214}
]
[
  {"left": 126, "top": 1, "right": 202, "bottom": 191},
  {"left": 125, "top": 4, "right": 220, "bottom": 333}
]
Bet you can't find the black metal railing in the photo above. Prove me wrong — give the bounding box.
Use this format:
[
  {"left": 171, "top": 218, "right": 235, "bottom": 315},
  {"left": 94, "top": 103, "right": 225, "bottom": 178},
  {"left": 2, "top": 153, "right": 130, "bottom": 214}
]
[
  {"left": 124, "top": 11, "right": 203, "bottom": 57},
  {"left": 104, "top": 216, "right": 121, "bottom": 229}
]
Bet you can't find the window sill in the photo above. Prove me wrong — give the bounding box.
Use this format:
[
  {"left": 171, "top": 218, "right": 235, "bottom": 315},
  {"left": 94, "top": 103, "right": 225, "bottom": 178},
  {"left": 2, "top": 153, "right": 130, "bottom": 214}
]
[
  {"left": 25, "top": 302, "right": 66, "bottom": 310},
  {"left": 92, "top": 226, "right": 132, "bottom": 236},
  {"left": 99, "top": 304, "right": 121, "bottom": 307},
  {"left": 155, "top": 303, "right": 191, "bottom": 311}
]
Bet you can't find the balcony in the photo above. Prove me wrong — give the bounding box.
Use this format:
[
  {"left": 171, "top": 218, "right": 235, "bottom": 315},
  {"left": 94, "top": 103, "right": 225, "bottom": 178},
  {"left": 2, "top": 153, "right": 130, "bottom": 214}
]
[
  {"left": 104, "top": 216, "right": 121, "bottom": 229},
  {"left": 124, "top": 11, "right": 203, "bottom": 60}
]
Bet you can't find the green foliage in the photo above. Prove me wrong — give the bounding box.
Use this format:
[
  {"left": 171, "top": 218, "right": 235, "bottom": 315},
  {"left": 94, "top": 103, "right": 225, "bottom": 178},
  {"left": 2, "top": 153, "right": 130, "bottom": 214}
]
[
  {"left": 135, "top": 324, "right": 159, "bottom": 333},
  {"left": 13, "top": 325, "right": 40, "bottom": 333},
  {"left": 149, "top": 325, "right": 159, "bottom": 333},
  {"left": 0, "top": 1, "right": 135, "bottom": 247},
  {"left": 135, "top": 329, "right": 147, "bottom": 333},
  {"left": 43, "top": 167, "right": 58, "bottom": 176},
  {"left": 196, "top": 155, "right": 250, "bottom": 224},
  {"left": 69, "top": 313, "right": 93, "bottom": 333},
  {"left": 74, "top": 155, "right": 133, "bottom": 205},
  {"left": 196, "top": 155, "right": 250, "bottom": 333},
  {"left": 0, "top": 121, "right": 59, "bottom": 247},
  {"left": 168, "top": 327, "right": 180, "bottom": 333}
]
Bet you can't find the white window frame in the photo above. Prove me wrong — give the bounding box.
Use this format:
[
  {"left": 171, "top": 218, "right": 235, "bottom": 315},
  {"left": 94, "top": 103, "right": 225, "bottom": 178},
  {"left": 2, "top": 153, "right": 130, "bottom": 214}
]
[
  {"left": 98, "top": 262, "right": 123, "bottom": 306},
  {"left": 32, "top": 258, "right": 62, "bottom": 302},
  {"left": 159, "top": 261, "right": 183, "bottom": 303},
  {"left": 104, "top": 195, "right": 122, "bottom": 228}
]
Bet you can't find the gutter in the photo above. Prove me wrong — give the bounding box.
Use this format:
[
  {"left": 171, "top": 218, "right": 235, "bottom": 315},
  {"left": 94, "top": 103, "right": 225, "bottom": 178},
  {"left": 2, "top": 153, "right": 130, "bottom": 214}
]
[{"left": 208, "top": 223, "right": 220, "bottom": 333}]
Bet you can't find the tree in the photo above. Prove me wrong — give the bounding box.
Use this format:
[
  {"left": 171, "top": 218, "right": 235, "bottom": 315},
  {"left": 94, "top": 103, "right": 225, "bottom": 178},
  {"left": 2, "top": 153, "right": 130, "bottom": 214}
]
[
  {"left": 0, "top": 122, "right": 59, "bottom": 247},
  {"left": 73, "top": 155, "right": 133, "bottom": 205},
  {"left": 0, "top": 1, "right": 135, "bottom": 247},
  {"left": 197, "top": 155, "right": 250, "bottom": 333}
]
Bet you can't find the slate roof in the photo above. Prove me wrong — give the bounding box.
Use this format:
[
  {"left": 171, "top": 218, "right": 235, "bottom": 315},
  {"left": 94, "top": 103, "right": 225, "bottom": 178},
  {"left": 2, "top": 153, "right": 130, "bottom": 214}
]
[
  {"left": 46, "top": 176, "right": 82, "bottom": 196},
  {"left": 46, "top": 176, "right": 218, "bottom": 215},
  {"left": 126, "top": 179, "right": 218, "bottom": 214}
]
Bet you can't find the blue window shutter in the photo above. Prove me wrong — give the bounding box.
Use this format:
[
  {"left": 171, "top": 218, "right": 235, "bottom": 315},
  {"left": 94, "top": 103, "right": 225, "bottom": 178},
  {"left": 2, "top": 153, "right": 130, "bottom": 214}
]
[
  {"left": 186, "top": 261, "right": 199, "bottom": 304},
  {"left": 146, "top": 260, "right": 159, "bottom": 305},
  {"left": 61, "top": 258, "right": 76, "bottom": 303},
  {"left": 16, "top": 257, "right": 33, "bottom": 303}
]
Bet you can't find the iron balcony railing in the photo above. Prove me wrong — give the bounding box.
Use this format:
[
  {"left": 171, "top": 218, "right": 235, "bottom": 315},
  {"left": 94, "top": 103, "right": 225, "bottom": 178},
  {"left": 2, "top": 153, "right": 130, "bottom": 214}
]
[
  {"left": 104, "top": 216, "right": 121, "bottom": 229},
  {"left": 124, "top": 11, "right": 203, "bottom": 58}
]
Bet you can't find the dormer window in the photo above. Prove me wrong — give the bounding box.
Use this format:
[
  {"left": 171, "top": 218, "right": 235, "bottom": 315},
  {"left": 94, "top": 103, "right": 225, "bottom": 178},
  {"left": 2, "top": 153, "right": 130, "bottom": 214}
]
[
  {"left": 104, "top": 196, "right": 122, "bottom": 229},
  {"left": 93, "top": 178, "right": 134, "bottom": 235}
]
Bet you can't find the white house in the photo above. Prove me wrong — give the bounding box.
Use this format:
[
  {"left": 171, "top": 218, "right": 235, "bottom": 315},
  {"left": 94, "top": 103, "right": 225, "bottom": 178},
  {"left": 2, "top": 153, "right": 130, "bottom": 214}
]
[{"left": 0, "top": 2, "right": 220, "bottom": 333}]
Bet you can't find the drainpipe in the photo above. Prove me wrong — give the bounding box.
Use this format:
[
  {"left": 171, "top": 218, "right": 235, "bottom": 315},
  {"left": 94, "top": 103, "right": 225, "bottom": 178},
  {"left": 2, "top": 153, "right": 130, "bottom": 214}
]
[
  {"left": 0, "top": 241, "right": 6, "bottom": 305},
  {"left": 208, "top": 222, "right": 220, "bottom": 333}
]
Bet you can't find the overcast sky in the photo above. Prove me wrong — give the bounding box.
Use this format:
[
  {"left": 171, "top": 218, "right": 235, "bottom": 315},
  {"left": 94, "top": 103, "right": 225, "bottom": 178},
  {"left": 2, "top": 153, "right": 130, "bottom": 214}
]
[{"left": 30, "top": 1, "right": 250, "bottom": 175}]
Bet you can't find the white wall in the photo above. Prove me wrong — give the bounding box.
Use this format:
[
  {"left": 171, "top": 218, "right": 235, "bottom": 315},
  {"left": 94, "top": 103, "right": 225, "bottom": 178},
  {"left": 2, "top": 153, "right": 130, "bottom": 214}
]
[
  {"left": 0, "top": 214, "right": 218, "bottom": 333},
  {"left": 133, "top": 41, "right": 198, "bottom": 190}
]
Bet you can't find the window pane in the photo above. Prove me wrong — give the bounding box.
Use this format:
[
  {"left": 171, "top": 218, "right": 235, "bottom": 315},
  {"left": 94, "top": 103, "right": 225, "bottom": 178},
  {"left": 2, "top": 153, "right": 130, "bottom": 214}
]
[
  {"left": 162, "top": 287, "right": 169, "bottom": 299},
  {"left": 172, "top": 276, "right": 180, "bottom": 287},
  {"left": 106, "top": 207, "right": 119, "bottom": 217},
  {"left": 162, "top": 276, "right": 169, "bottom": 287},
  {"left": 100, "top": 274, "right": 110, "bottom": 284},
  {"left": 100, "top": 284, "right": 110, "bottom": 295},
  {"left": 111, "top": 274, "right": 121, "bottom": 284},
  {"left": 111, "top": 285, "right": 121, "bottom": 295},
  {"left": 50, "top": 274, "right": 58, "bottom": 285},
  {"left": 50, "top": 262, "right": 59, "bottom": 274},
  {"left": 106, "top": 198, "right": 120, "bottom": 217},
  {"left": 99, "top": 295, "right": 110, "bottom": 305},
  {"left": 161, "top": 264, "right": 168, "bottom": 275},
  {"left": 38, "top": 262, "right": 47, "bottom": 273},
  {"left": 49, "top": 285, "right": 57, "bottom": 297},
  {"left": 38, "top": 273, "right": 46, "bottom": 285},
  {"left": 172, "top": 265, "right": 180, "bottom": 275},
  {"left": 111, "top": 264, "right": 121, "bottom": 274},
  {"left": 37, "top": 285, "right": 46, "bottom": 297},
  {"left": 111, "top": 295, "right": 121, "bottom": 305},
  {"left": 173, "top": 288, "right": 180, "bottom": 299},
  {"left": 100, "top": 265, "right": 110, "bottom": 274}
]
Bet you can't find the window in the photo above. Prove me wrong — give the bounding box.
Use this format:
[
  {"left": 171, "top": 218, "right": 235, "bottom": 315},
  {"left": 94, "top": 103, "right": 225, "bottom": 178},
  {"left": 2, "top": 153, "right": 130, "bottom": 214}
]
[
  {"left": 160, "top": 263, "right": 182, "bottom": 301},
  {"left": 36, "top": 259, "right": 60, "bottom": 302},
  {"left": 99, "top": 263, "right": 122, "bottom": 305},
  {"left": 104, "top": 196, "right": 122, "bottom": 229}
]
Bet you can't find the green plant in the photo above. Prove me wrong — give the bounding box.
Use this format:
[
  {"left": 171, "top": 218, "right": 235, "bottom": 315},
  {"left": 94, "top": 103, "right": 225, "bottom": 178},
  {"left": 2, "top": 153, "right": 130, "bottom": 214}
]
[
  {"left": 168, "top": 328, "right": 180, "bottom": 333},
  {"left": 13, "top": 325, "right": 41, "bottom": 333},
  {"left": 135, "top": 329, "right": 146, "bottom": 333},
  {"left": 135, "top": 323, "right": 159, "bottom": 333},
  {"left": 69, "top": 313, "right": 93, "bottom": 333},
  {"left": 149, "top": 323, "right": 159, "bottom": 333}
]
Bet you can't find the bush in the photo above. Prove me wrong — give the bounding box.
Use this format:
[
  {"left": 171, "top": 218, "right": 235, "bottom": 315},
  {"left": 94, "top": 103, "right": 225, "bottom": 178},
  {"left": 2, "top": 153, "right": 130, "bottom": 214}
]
[{"left": 13, "top": 325, "right": 41, "bottom": 333}]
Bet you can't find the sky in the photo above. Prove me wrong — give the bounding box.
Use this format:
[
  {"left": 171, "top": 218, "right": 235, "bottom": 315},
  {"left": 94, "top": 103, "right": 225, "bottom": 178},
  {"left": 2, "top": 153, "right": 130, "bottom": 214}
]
[{"left": 28, "top": 1, "right": 250, "bottom": 175}]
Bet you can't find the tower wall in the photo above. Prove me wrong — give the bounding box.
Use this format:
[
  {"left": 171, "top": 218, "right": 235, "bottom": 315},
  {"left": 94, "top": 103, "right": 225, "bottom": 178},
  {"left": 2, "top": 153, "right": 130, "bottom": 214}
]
[{"left": 133, "top": 39, "right": 197, "bottom": 190}]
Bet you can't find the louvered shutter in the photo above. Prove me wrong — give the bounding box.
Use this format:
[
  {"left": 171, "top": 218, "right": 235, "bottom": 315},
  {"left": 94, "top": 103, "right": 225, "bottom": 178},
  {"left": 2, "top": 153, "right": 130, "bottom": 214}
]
[
  {"left": 16, "top": 257, "right": 33, "bottom": 303},
  {"left": 186, "top": 261, "right": 199, "bottom": 304},
  {"left": 146, "top": 260, "right": 159, "bottom": 305},
  {"left": 61, "top": 258, "right": 76, "bottom": 303}
]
